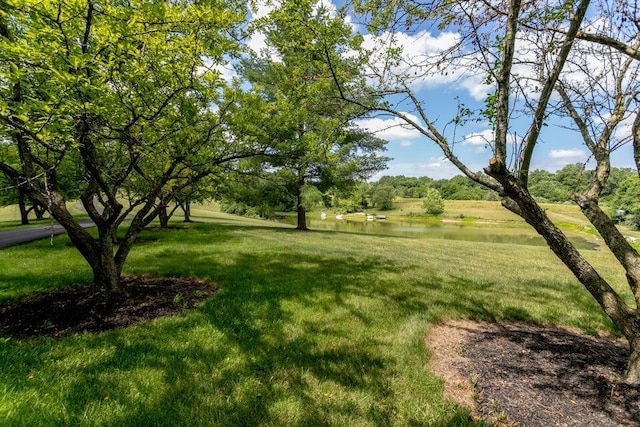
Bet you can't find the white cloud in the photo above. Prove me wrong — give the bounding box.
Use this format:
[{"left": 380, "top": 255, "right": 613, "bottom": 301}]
[
  {"left": 247, "top": 0, "right": 280, "bottom": 59},
  {"left": 463, "top": 130, "right": 492, "bottom": 153},
  {"left": 613, "top": 114, "right": 636, "bottom": 146},
  {"left": 355, "top": 114, "right": 424, "bottom": 141},
  {"left": 249, "top": 0, "right": 278, "bottom": 20},
  {"left": 398, "top": 140, "right": 413, "bottom": 147},
  {"left": 361, "top": 31, "right": 461, "bottom": 85},
  {"left": 548, "top": 148, "right": 587, "bottom": 166},
  {"left": 421, "top": 157, "right": 468, "bottom": 179},
  {"left": 198, "top": 57, "right": 236, "bottom": 82},
  {"left": 213, "top": 63, "right": 236, "bottom": 82},
  {"left": 247, "top": 31, "right": 268, "bottom": 56},
  {"left": 359, "top": 30, "right": 497, "bottom": 100},
  {"left": 462, "top": 128, "right": 521, "bottom": 153},
  {"left": 548, "top": 149, "right": 586, "bottom": 159},
  {"left": 459, "top": 75, "right": 492, "bottom": 101},
  {"left": 371, "top": 157, "right": 460, "bottom": 179}
]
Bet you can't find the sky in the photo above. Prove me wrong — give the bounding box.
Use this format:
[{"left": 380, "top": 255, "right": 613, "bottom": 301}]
[{"left": 242, "top": 0, "right": 637, "bottom": 180}]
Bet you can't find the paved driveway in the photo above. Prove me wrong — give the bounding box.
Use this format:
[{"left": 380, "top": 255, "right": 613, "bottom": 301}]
[{"left": 0, "top": 220, "right": 95, "bottom": 249}]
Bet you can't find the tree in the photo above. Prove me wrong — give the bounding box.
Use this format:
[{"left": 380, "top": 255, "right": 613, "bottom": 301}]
[
  {"left": 371, "top": 184, "right": 395, "bottom": 210},
  {"left": 422, "top": 188, "right": 444, "bottom": 215},
  {"left": 437, "top": 175, "right": 496, "bottom": 200},
  {"left": 0, "top": 143, "right": 49, "bottom": 224},
  {"left": 528, "top": 169, "right": 571, "bottom": 202},
  {"left": 338, "top": 0, "right": 640, "bottom": 383},
  {"left": 300, "top": 184, "right": 324, "bottom": 211},
  {"left": 602, "top": 168, "right": 635, "bottom": 199},
  {"left": 611, "top": 175, "right": 640, "bottom": 226},
  {"left": 217, "top": 167, "right": 295, "bottom": 219},
  {"left": 377, "top": 175, "right": 436, "bottom": 198},
  {"left": 0, "top": 0, "right": 249, "bottom": 292},
  {"left": 236, "top": 0, "right": 387, "bottom": 230},
  {"left": 326, "top": 181, "right": 373, "bottom": 212}
]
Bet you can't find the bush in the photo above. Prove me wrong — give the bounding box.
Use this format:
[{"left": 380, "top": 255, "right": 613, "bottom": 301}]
[{"left": 422, "top": 188, "right": 444, "bottom": 215}]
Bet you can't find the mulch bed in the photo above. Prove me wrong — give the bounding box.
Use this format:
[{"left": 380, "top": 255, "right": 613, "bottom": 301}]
[
  {"left": 431, "top": 321, "right": 640, "bottom": 426},
  {"left": 0, "top": 275, "right": 218, "bottom": 338}
]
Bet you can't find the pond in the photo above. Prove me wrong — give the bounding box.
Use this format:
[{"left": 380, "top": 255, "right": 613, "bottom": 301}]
[{"left": 278, "top": 215, "right": 599, "bottom": 250}]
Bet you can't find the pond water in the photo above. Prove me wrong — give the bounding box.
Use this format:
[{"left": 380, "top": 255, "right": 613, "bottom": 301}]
[{"left": 279, "top": 216, "right": 599, "bottom": 250}]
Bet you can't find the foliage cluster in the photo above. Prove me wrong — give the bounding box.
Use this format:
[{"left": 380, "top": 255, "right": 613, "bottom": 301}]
[
  {"left": 377, "top": 175, "right": 497, "bottom": 201},
  {"left": 218, "top": 164, "right": 636, "bottom": 217}
]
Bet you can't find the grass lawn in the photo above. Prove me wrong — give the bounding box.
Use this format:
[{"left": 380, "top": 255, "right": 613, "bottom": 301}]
[{"left": 0, "top": 204, "right": 634, "bottom": 425}]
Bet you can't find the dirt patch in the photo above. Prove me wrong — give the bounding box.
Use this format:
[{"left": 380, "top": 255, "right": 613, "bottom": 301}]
[
  {"left": 0, "top": 275, "right": 218, "bottom": 338},
  {"left": 427, "top": 320, "right": 640, "bottom": 426}
]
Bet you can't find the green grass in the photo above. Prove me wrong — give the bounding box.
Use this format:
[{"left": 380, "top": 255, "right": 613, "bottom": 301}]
[
  {"left": 0, "top": 205, "right": 634, "bottom": 425},
  {"left": 0, "top": 203, "right": 88, "bottom": 231}
]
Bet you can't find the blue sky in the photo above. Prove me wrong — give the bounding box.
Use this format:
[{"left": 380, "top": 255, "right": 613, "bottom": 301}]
[{"left": 244, "top": 0, "right": 637, "bottom": 180}]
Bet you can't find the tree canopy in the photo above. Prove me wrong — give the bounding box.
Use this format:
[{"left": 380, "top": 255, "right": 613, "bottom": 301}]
[
  {"left": 232, "top": 0, "right": 388, "bottom": 229},
  {"left": 0, "top": 0, "right": 250, "bottom": 290}
]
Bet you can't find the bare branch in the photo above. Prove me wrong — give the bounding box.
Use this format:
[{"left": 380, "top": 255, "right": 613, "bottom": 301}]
[{"left": 518, "top": 0, "right": 591, "bottom": 185}]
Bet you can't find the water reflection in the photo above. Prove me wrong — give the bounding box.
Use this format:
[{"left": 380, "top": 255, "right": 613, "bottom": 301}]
[{"left": 279, "top": 216, "right": 598, "bottom": 250}]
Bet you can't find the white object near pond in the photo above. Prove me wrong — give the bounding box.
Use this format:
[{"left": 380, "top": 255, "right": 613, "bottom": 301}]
[
  {"left": 320, "top": 212, "right": 327, "bottom": 220},
  {"left": 367, "top": 215, "right": 374, "bottom": 221},
  {"left": 336, "top": 214, "right": 344, "bottom": 220}
]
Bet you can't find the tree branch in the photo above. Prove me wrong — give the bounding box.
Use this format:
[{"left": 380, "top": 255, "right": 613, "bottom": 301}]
[{"left": 518, "top": 0, "right": 590, "bottom": 185}]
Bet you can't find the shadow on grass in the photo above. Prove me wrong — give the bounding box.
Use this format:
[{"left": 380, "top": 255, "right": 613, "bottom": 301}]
[{"left": 0, "top": 223, "right": 563, "bottom": 425}]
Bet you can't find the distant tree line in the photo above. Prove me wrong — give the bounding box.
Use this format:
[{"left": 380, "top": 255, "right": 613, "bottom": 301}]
[
  {"left": 216, "top": 164, "right": 639, "bottom": 220},
  {"left": 374, "top": 164, "right": 635, "bottom": 205}
]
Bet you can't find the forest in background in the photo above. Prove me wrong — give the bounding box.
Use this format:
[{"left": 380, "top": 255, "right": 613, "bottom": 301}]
[{"left": 216, "top": 163, "right": 640, "bottom": 227}]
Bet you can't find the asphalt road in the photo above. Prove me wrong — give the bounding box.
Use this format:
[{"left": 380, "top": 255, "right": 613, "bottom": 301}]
[{"left": 0, "top": 219, "right": 95, "bottom": 249}]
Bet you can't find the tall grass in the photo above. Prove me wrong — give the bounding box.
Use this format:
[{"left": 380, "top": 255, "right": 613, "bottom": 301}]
[{"left": 0, "top": 208, "right": 632, "bottom": 425}]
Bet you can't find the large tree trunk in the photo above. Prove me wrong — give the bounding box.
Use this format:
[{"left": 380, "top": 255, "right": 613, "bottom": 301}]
[
  {"left": 158, "top": 206, "right": 169, "bottom": 228},
  {"left": 33, "top": 202, "right": 46, "bottom": 220},
  {"left": 296, "top": 203, "right": 307, "bottom": 230},
  {"left": 295, "top": 184, "right": 308, "bottom": 230},
  {"left": 488, "top": 163, "right": 640, "bottom": 383},
  {"left": 90, "top": 233, "right": 121, "bottom": 292},
  {"left": 182, "top": 198, "right": 192, "bottom": 222},
  {"left": 628, "top": 338, "right": 640, "bottom": 384},
  {"left": 17, "top": 191, "right": 29, "bottom": 225}
]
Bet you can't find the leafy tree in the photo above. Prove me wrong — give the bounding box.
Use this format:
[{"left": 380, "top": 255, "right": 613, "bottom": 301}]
[
  {"left": 236, "top": 0, "right": 387, "bottom": 230},
  {"left": 377, "top": 174, "right": 495, "bottom": 200},
  {"left": 0, "top": 0, "right": 248, "bottom": 292},
  {"left": 437, "top": 175, "right": 495, "bottom": 200},
  {"left": 325, "top": 181, "right": 373, "bottom": 212},
  {"left": 217, "top": 166, "right": 294, "bottom": 219},
  {"left": 377, "top": 175, "right": 435, "bottom": 198},
  {"left": 602, "top": 168, "right": 635, "bottom": 199},
  {"left": 422, "top": 188, "right": 444, "bottom": 215},
  {"left": 301, "top": 184, "right": 324, "bottom": 211},
  {"left": 340, "top": 0, "right": 640, "bottom": 383},
  {"left": 371, "top": 184, "right": 395, "bottom": 210},
  {"left": 611, "top": 176, "right": 640, "bottom": 218},
  {"left": 555, "top": 163, "right": 590, "bottom": 195},
  {"left": 611, "top": 175, "right": 640, "bottom": 230},
  {"left": 528, "top": 170, "right": 571, "bottom": 202}
]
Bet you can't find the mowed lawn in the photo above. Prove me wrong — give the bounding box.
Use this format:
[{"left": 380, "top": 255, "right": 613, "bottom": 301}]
[{"left": 0, "top": 204, "right": 633, "bottom": 426}]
